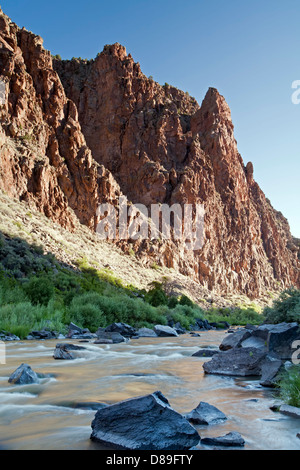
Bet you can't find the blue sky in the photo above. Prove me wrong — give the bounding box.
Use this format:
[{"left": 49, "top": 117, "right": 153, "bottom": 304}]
[{"left": 2, "top": 0, "right": 300, "bottom": 236}]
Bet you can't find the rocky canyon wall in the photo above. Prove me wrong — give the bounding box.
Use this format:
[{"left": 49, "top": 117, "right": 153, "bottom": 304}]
[{"left": 0, "top": 8, "right": 299, "bottom": 297}]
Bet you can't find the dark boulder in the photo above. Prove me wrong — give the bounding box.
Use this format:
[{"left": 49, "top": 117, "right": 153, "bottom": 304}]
[
  {"left": 136, "top": 327, "right": 157, "bottom": 338},
  {"left": 185, "top": 401, "right": 227, "bottom": 425},
  {"left": 261, "top": 322, "right": 300, "bottom": 360},
  {"left": 259, "top": 354, "right": 283, "bottom": 387},
  {"left": 53, "top": 343, "right": 87, "bottom": 360},
  {"left": 192, "top": 349, "right": 219, "bottom": 357},
  {"left": 190, "top": 318, "right": 212, "bottom": 331},
  {"left": 203, "top": 347, "right": 267, "bottom": 376},
  {"left": 171, "top": 322, "right": 186, "bottom": 335},
  {"left": 240, "top": 322, "right": 300, "bottom": 359},
  {"left": 153, "top": 325, "right": 178, "bottom": 337},
  {"left": 105, "top": 322, "right": 137, "bottom": 337},
  {"left": 94, "top": 338, "right": 114, "bottom": 344},
  {"left": 219, "top": 329, "right": 251, "bottom": 351},
  {"left": 0, "top": 330, "right": 20, "bottom": 341},
  {"left": 67, "top": 322, "right": 96, "bottom": 339},
  {"left": 95, "top": 328, "right": 128, "bottom": 343},
  {"left": 201, "top": 431, "right": 245, "bottom": 447},
  {"left": 27, "top": 329, "right": 57, "bottom": 340},
  {"left": 90, "top": 391, "right": 200, "bottom": 450},
  {"left": 8, "top": 363, "right": 40, "bottom": 384}
]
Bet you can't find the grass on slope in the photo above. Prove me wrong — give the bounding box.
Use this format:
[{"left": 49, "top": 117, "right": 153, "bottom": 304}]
[{"left": 0, "top": 232, "right": 269, "bottom": 339}]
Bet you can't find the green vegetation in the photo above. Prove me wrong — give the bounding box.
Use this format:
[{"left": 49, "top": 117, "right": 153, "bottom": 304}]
[
  {"left": 204, "top": 304, "right": 263, "bottom": 327},
  {"left": 276, "top": 365, "right": 300, "bottom": 408},
  {"left": 263, "top": 288, "right": 300, "bottom": 324},
  {"left": 1, "top": 232, "right": 300, "bottom": 339},
  {"left": 0, "top": 234, "right": 204, "bottom": 338}
]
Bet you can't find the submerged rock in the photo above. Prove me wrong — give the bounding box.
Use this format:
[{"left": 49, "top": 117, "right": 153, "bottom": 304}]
[
  {"left": 185, "top": 401, "right": 227, "bottom": 425},
  {"left": 90, "top": 391, "right": 200, "bottom": 450},
  {"left": 192, "top": 349, "right": 219, "bottom": 357},
  {"left": 8, "top": 363, "right": 40, "bottom": 384},
  {"left": 201, "top": 431, "right": 245, "bottom": 447}
]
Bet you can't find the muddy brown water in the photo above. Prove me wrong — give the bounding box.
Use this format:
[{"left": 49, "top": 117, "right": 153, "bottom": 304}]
[{"left": 0, "top": 330, "right": 299, "bottom": 450}]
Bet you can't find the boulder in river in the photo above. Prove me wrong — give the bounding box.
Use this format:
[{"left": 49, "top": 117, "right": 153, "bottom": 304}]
[
  {"left": 220, "top": 322, "right": 300, "bottom": 361},
  {"left": 95, "top": 329, "right": 128, "bottom": 343},
  {"left": 259, "top": 353, "right": 283, "bottom": 387},
  {"left": 153, "top": 325, "right": 178, "bottom": 337},
  {"left": 53, "top": 343, "right": 87, "bottom": 360},
  {"left": 259, "top": 322, "right": 300, "bottom": 360},
  {"left": 185, "top": 401, "right": 227, "bottom": 425},
  {"left": 192, "top": 349, "right": 219, "bottom": 357},
  {"left": 90, "top": 391, "right": 200, "bottom": 450},
  {"left": 0, "top": 330, "right": 20, "bottom": 341},
  {"left": 136, "top": 327, "right": 157, "bottom": 338},
  {"left": 67, "top": 322, "right": 96, "bottom": 339},
  {"left": 203, "top": 347, "right": 267, "bottom": 376},
  {"left": 201, "top": 431, "right": 245, "bottom": 447},
  {"left": 105, "top": 322, "right": 137, "bottom": 337},
  {"left": 8, "top": 363, "right": 40, "bottom": 384},
  {"left": 189, "top": 318, "right": 212, "bottom": 331},
  {"left": 219, "top": 329, "right": 251, "bottom": 351},
  {"left": 26, "top": 329, "right": 57, "bottom": 340},
  {"left": 279, "top": 404, "right": 300, "bottom": 419}
]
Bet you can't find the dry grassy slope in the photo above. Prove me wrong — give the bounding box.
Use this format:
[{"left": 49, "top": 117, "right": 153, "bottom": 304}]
[{"left": 0, "top": 190, "right": 275, "bottom": 310}]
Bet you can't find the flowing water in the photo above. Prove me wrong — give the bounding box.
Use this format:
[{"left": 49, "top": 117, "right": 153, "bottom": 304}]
[{"left": 0, "top": 330, "right": 299, "bottom": 450}]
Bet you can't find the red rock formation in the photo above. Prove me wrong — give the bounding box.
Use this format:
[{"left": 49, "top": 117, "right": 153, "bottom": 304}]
[
  {"left": 0, "top": 8, "right": 299, "bottom": 297},
  {"left": 0, "top": 9, "right": 121, "bottom": 230}
]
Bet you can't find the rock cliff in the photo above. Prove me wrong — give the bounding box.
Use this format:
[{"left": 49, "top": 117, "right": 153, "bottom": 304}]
[{"left": 0, "top": 8, "right": 299, "bottom": 298}]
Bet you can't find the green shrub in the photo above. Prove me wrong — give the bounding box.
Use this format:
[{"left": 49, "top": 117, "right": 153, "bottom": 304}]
[
  {"left": 0, "top": 301, "right": 65, "bottom": 338},
  {"left": 167, "top": 296, "right": 178, "bottom": 308},
  {"left": 205, "top": 306, "right": 263, "bottom": 326},
  {"left": 263, "top": 288, "right": 300, "bottom": 324},
  {"left": 276, "top": 365, "right": 300, "bottom": 407},
  {"left": 23, "top": 276, "right": 55, "bottom": 306},
  {"left": 179, "top": 294, "right": 194, "bottom": 307},
  {"left": 69, "top": 303, "right": 105, "bottom": 331},
  {"left": 68, "top": 291, "right": 168, "bottom": 331},
  {"left": 168, "top": 304, "right": 205, "bottom": 329},
  {"left": 144, "top": 284, "right": 168, "bottom": 307}
]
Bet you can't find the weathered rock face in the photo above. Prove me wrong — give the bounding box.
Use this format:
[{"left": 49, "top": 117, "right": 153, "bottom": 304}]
[
  {"left": 0, "top": 7, "right": 299, "bottom": 298},
  {"left": 54, "top": 44, "right": 300, "bottom": 297},
  {"left": 0, "top": 9, "right": 121, "bottom": 231}
]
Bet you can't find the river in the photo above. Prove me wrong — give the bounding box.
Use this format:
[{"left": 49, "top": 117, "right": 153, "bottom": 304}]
[{"left": 0, "top": 330, "right": 299, "bottom": 450}]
